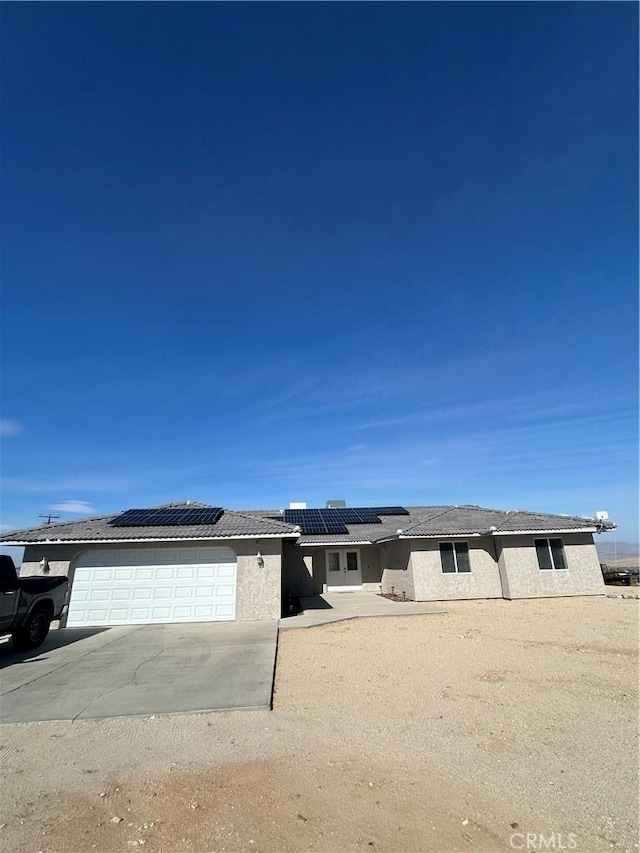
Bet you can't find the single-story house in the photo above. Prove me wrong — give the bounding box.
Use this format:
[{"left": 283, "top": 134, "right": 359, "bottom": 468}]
[{"left": 0, "top": 501, "right": 614, "bottom": 627}]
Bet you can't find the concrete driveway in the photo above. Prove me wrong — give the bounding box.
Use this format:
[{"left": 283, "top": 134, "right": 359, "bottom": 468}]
[{"left": 0, "top": 620, "right": 278, "bottom": 723}]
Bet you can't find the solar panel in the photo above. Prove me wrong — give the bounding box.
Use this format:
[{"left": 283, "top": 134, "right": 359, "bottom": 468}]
[
  {"left": 371, "top": 506, "right": 409, "bottom": 515},
  {"left": 282, "top": 509, "right": 348, "bottom": 534},
  {"left": 110, "top": 507, "right": 224, "bottom": 527},
  {"left": 334, "top": 508, "right": 381, "bottom": 524}
]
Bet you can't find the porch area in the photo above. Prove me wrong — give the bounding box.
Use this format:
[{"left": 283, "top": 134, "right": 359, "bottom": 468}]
[{"left": 279, "top": 590, "right": 445, "bottom": 630}]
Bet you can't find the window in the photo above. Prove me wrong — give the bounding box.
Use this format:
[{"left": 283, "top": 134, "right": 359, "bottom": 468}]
[
  {"left": 327, "top": 552, "right": 340, "bottom": 573},
  {"left": 535, "top": 538, "right": 567, "bottom": 571},
  {"left": 439, "top": 542, "right": 471, "bottom": 573}
]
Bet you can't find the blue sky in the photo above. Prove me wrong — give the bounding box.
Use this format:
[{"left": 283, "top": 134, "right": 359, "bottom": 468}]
[{"left": 1, "top": 2, "right": 638, "bottom": 558}]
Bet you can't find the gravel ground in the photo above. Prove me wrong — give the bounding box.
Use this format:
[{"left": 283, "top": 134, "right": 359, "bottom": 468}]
[{"left": 0, "top": 596, "right": 637, "bottom": 853}]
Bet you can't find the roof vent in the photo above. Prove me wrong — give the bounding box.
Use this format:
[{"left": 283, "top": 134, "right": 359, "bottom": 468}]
[
  {"left": 289, "top": 502, "right": 307, "bottom": 509},
  {"left": 326, "top": 500, "right": 346, "bottom": 509}
]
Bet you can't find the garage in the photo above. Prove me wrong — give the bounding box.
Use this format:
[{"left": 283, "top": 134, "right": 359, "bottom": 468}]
[{"left": 66, "top": 546, "right": 237, "bottom": 627}]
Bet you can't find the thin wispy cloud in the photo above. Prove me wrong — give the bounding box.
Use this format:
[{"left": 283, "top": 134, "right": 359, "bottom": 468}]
[
  {"left": 0, "top": 419, "right": 23, "bottom": 437},
  {"left": 47, "top": 501, "right": 97, "bottom": 515}
]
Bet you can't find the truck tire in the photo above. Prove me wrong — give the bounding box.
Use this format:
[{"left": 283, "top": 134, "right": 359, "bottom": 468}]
[{"left": 12, "top": 605, "right": 52, "bottom": 651}]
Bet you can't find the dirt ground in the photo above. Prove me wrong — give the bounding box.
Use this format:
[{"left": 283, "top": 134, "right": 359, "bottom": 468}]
[{"left": 1, "top": 597, "right": 638, "bottom": 853}]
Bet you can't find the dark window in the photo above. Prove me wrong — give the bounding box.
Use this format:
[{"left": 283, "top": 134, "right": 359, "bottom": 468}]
[
  {"left": 440, "top": 542, "right": 456, "bottom": 573},
  {"left": 439, "top": 542, "right": 471, "bottom": 574},
  {"left": 535, "top": 538, "right": 567, "bottom": 571},
  {"left": 550, "top": 538, "right": 567, "bottom": 570},
  {"left": 346, "top": 552, "right": 359, "bottom": 572},
  {"left": 455, "top": 542, "right": 471, "bottom": 572}
]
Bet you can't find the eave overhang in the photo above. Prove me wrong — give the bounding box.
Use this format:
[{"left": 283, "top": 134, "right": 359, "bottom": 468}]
[
  {"left": 4, "top": 532, "right": 300, "bottom": 546},
  {"left": 373, "top": 527, "right": 600, "bottom": 543}
]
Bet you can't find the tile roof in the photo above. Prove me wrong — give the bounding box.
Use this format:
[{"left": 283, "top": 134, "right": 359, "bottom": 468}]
[
  {"left": 0, "top": 503, "right": 607, "bottom": 546},
  {"left": 397, "top": 506, "right": 600, "bottom": 538},
  {"left": 258, "top": 505, "right": 603, "bottom": 543},
  {"left": 0, "top": 505, "right": 297, "bottom": 543}
]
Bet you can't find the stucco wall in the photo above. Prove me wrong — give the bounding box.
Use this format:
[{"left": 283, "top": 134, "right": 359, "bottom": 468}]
[
  {"left": 360, "top": 547, "right": 382, "bottom": 590},
  {"left": 21, "top": 539, "right": 283, "bottom": 621},
  {"left": 380, "top": 540, "right": 415, "bottom": 598},
  {"left": 21, "top": 543, "right": 80, "bottom": 578},
  {"left": 496, "top": 533, "right": 605, "bottom": 599},
  {"left": 234, "top": 539, "right": 282, "bottom": 620},
  {"left": 282, "top": 544, "right": 314, "bottom": 597},
  {"left": 409, "top": 537, "right": 503, "bottom": 601}
]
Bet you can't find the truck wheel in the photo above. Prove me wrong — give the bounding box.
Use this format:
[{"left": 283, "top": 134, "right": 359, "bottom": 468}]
[{"left": 12, "top": 606, "right": 52, "bottom": 651}]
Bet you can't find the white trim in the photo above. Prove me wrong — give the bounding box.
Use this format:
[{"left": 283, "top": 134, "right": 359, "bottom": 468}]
[
  {"left": 492, "top": 528, "right": 596, "bottom": 535},
  {"left": 4, "top": 532, "right": 298, "bottom": 546},
  {"left": 6, "top": 527, "right": 597, "bottom": 547},
  {"left": 394, "top": 532, "right": 483, "bottom": 540},
  {"left": 300, "top": 540, "right": 371, "bottom": 547},
  {"left": 375, "top": 528, "right": 597, "bottom": 542}
]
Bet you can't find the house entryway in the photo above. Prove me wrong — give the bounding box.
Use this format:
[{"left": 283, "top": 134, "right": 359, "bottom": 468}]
[{"left": 325, "top": 549, "right": 362, "bottom": 590}]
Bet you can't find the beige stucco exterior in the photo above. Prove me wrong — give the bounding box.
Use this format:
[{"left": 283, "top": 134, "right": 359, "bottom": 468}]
[
  {"left": 20, "top": 538, "right": 283, "bottom": 621},
  {"left": 401, "top": 537, "right": 503, "bottom": 601},
  {"left": 18, "top": 529, "right": 606, "bottom": 624},
  {"left": 496, "top": 532, "right": 605, "bottom": 599},
  {"left": 380, "top": 540, "right": 414, "bottom": 599}
]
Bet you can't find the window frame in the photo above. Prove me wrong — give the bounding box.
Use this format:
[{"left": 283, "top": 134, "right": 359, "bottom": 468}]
[
  {"left": 439, "top": 541, "right": 471, "bottom": 574},
  {"left": 534, "top": 537, "right": 568, "bottom": 571}
]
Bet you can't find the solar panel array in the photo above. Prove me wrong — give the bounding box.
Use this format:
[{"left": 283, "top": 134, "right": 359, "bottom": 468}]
[
  {"left": 283, "top": 509, "right": 348, "bottom": 534},
  {"left": 110, "top": 507, "right": 224, "bottom": 527},
  {"left": 281, "top": 506, "right": 408, "bottom": 535}
]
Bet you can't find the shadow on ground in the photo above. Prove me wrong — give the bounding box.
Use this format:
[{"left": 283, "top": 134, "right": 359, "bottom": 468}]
[
  {"left": 293, "top": 595, "right": 333, "bottom": 611},
  {"left": 0, "top": 627, "right": 111, "bottom": 669}
]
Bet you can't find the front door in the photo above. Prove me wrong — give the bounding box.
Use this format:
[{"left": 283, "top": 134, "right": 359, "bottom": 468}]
[{"left": 326, "top": 550, "right": 362, "bottom": 590}]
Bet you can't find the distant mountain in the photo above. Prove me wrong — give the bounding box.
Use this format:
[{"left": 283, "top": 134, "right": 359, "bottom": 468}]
[{"left": 596, "top": 541, "right": 640, "bottom": 561}]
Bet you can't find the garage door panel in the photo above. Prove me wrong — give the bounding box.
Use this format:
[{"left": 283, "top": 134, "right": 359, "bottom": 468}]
[
  {"left": 89, "top": 589, "right": 110, "bottom": 602},
  {"left": 132, "top": 588, "right": 153, "bottom": 600},
  {"left": 156, "top": 568, "right": 175, "bottom": 580},
  {"left": 175, "top": 586, "right": 195, "bottom": 598},
  {"left": 109, "top": 609, "right": 130, "bottom": 621},
  {"left": 112, "top": 589, "right": 131, "bottom": 601},
  {"left": 196, "top": 566, "right": 215, "bottom": 579},
  {"left": 114, "top": 568, "right": 134, "bottom": 581},
  {"left": 91, "top": 569, "right": 112, "bottom": 582},
  {"left": 68, "top": 548, "right": 237, "bottom": 626},
  {"left": 134, "top": 568, "right": 154, "bottom": 581},
  {"left": 154, "top": 588, "right": 173, "bottom": 599}
]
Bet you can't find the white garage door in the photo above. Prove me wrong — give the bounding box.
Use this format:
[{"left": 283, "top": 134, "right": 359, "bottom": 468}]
[{"left": 67, "top": 547, "right": 236, "bottom": 627}]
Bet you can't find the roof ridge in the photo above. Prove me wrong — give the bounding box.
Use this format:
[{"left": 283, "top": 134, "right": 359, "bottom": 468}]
[
  {"left": 401, "top": 506, "right": 457, "bottom": 534},
  {"left": 495, "top": 508, "right": 592, "bottom": 528}
]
